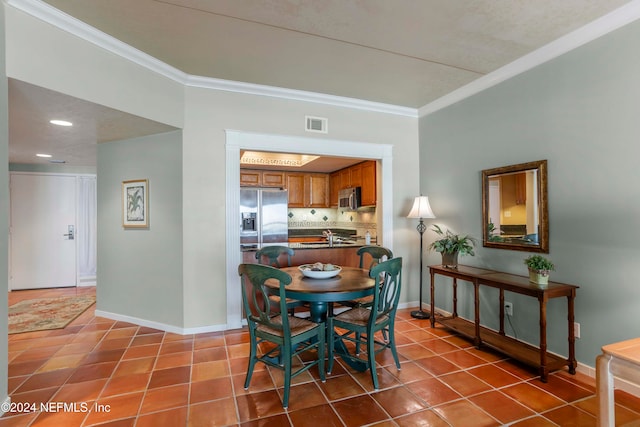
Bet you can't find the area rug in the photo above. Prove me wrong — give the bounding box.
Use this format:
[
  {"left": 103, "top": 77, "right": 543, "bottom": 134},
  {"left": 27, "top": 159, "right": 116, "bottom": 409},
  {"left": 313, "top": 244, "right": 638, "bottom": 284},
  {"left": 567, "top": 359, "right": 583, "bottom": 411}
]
[{"left": 8, "top": 295, "right": 96, "bottom": 334}]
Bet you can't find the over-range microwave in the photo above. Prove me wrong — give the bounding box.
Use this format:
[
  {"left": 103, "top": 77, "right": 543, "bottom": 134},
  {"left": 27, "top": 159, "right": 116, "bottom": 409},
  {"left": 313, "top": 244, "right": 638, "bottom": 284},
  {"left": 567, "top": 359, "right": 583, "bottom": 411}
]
[{"left": 338, "top": 187, "right": 361, "bottom": 210}]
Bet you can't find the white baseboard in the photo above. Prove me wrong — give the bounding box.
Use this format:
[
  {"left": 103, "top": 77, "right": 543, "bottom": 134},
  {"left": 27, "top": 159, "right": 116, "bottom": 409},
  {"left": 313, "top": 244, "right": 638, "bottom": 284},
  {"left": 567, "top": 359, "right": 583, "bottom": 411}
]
[
  {"left": 1, "top": 396, "right": 10, "bottom": 416},
  {"left": 94, "top": 310, "right": 228, "bottom": 335}
]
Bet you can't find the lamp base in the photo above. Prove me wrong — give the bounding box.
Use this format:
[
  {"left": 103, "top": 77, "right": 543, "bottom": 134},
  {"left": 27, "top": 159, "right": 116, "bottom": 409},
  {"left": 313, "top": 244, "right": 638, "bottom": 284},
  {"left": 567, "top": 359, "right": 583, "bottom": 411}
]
[{"left": 410, "top": 310, "right": 430, "bottom": 319}]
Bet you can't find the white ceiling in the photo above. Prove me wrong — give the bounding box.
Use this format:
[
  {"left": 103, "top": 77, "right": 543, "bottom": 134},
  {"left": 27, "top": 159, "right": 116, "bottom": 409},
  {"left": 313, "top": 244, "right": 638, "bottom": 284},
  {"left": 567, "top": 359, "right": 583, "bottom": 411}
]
[{"left": 8, "top": 0, "right": 636, "bottom": 168}]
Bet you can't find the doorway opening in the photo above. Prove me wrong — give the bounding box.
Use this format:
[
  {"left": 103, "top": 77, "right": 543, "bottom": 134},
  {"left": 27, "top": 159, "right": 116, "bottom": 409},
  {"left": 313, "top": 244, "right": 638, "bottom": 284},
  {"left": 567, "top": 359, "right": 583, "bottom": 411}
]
[{"left": 225, "top": 130, "right": 393, "bottom": 328}]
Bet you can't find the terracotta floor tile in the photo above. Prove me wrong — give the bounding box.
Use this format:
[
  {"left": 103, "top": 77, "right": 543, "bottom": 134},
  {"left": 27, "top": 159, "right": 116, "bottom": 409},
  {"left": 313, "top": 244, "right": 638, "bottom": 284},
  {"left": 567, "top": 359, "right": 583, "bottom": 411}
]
[
  {"left": 130, "top": 333, "right": 163, "bottom": 346},
  {"left": 234, "top": 369, "right": 276, "bottom": 395},
  {"left": 432, "top": 399, "right": 500, "bottom": 427},
  {"left": 189, "top": 399, "right": 239, "bottom": 426},
  {"left": 544, "top": 404, "right": 597, "bottom": 426},
  {"left": 83, "top": 392, "right": 144, "bottom": 426},
  {"left": 394, "top": 409, "right": 450, "bottom": 427},
  {"left": 332, "top": 394, "right": 390, "bottom": 427},
  {"left": 0, "top": 412, "right": 39, "bottom": 427},
  {"left": 100, "top": 372, "right": 151, "bottom": 397},
  {"left": 281, "top": 382, "right": 328, "bottom": 411},
  {"left": 191, "top": 360, "right": 229, "bottom": 381},
  {"left": 190, "top": 376, "right": 234, "bottom": 403},
  {"left": 139, "top": 383, "right": 189, "bottom": 414},
  {"left": 67, "top": 361, "right": 118, "bottom": 384},
  {"left": 13, "top": 368, "right": 74, "bottom": 394},
  {"left": 414, "top": 355, "right": 461, "bottom": 376},
  {"left": 439, "top": 370, "right": 492, "bottom": 397},
  {"left": 111, "top": 357, "right": 155, "bottom": 377},
  {"left": 407, "top": 377, "right": 462, "bottom": 406},
  {"left": 502, "top": 382, "right": 566, "bottom": 412},
  {"left": 235, "top": 390, "right": 285, "bottom": 422},
  {"left": 402, "top": 329, "right": 439, "bottom": 343},
  {"left": 52, "top": 378, "right": 108, "bottom": 402},
  {"left": 469, "top": 390, "right": 536, "bottom": 424},
  {"left": 159, "top": 339, "right": 193, "bottom": 355},
  {"left": 350, "top": 366, "right": 401, "bottom": 391},
  {"left": 80, "top": 349, "right": 126, "bottom": 365},
  {"left": 30, "top": 409, "right": 88, "bottom": 427},
  {"left": 509, "top": 416, "right": 558, "bottom": 426},
  {"left": 10, "top": 346, "right": 60, "bottom": 364},
  {"left": 371, "top": 386, "right": 428, "bottom": 417},
  {"left": 121, "top": 344, "right": 160, "bottom": 360},
  {"left": 468, "top": 363, "right": 523, "bottom": 388},
  {"left": 136, "top": 407, "right": 188, "bottom": 427},
  {"left": 147, "top": 365, "right": 191, "bottom": 389},
  {"left": 441, "top": 349, "right": 487, "bottom": 369},
  {"left": 288, "top": 403, "right": 342, "bottom": 427},
  {"left": 154, "top": 350, "right": 192, "bottom": 369},
  {"left": 192, "top": 346, "right": 228, "bottom": 364},
  {"left": 318, "top": 373, "right": 366, "bottom": 401},
  {"left": 396, "top": 343, "right": 434, "bottom": 361},
  {"left": 193, "top": 335, "right": 226, "bottom": 350},
  {"left": 37, "top": 354, "right": 86, "bottom": 372},
  {"left": 385, "top": 361, "right": 433, "bottom": 384},
  {"left": 529, "top": 374, "right": 593, "bottom": 403},
  {"left": 240, "top": 413, "right": 292, "bottom": 427}
]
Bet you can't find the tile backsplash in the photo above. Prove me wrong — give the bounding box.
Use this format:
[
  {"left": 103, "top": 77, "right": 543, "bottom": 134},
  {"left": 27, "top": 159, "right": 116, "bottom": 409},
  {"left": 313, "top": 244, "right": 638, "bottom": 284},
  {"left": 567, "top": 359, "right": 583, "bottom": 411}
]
[{"left": 288, "top": 208, "right": 377, "bottom": 238}]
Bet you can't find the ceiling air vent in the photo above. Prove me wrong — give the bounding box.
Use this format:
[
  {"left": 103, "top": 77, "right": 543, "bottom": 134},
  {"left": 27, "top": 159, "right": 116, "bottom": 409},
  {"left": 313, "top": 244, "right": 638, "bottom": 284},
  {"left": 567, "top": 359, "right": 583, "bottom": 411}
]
[{"left": 305, "top": 116, "right": 328, "bottom": 134}]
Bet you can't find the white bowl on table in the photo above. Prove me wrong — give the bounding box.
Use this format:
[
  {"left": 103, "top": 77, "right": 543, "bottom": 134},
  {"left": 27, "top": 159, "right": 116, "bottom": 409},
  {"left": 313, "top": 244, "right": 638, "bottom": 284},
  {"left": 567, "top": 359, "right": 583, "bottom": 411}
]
[{"left": 298, "top": 264, "right": 342, "bottom": 279}]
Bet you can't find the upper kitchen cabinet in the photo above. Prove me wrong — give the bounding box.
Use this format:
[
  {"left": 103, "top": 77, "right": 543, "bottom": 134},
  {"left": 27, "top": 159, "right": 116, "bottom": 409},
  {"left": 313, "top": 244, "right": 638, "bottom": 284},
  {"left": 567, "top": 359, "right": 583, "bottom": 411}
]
[
  {"left": 329, "top": 160, "right": 377, "bottom": 207},
  {"left": 285, "top": 172, "right": 330, "bottom": 208},
  {"left": 359, "top": 161, "right": 377, "bottom": 206},
  {"left": 240, "top": 169, "right": 286, "bottom": 188}
]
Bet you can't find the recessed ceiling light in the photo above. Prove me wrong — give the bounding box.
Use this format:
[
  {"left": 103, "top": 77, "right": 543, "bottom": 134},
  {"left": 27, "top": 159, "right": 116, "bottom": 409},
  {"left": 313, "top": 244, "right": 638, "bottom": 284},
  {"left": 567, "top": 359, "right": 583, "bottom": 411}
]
[
  {"left": 36, "top": 153, "right": 52, "bottom": 158},
  {"left": 50, "top": 119, "right": 73, "bottom": 126}
]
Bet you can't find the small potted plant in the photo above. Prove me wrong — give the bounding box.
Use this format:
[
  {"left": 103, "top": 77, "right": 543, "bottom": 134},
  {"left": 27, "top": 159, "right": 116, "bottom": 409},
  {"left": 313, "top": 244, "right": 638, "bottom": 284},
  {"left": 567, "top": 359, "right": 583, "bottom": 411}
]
[
  {"left": 524, "top": 255, "right": 555, "bottom": 285},
  {"left": 428, "top": 225, "right": 477, "bottom": 268}
]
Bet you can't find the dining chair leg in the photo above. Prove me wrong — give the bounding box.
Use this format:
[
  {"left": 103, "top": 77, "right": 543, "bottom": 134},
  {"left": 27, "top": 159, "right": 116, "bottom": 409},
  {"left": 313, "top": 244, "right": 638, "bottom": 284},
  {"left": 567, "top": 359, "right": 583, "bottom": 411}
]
[
  {"left": 388, "top": 326, "right": 401, "bottom": 369},
  {"left": 282, "top": 343, "right": 292, "bottom": 409},
  {"left": 368, "top": 332, "right": 379, "bottom": 390},
  {"left": 244, "top": 333, "right": 258, "bottom": 389},
  {"left": 327, "top": 318, "right": 335, "bottom": 374},
  {"left": 318, "top": 326, "right": 326, "bottom": 382}
]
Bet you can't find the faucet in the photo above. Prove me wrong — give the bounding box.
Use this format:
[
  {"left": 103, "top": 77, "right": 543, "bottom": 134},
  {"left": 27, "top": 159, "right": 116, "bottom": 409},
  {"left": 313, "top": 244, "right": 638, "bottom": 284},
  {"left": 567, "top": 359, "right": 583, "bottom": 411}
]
[{"left": 323, "top": 230, "right": 334, "bottom": 247}]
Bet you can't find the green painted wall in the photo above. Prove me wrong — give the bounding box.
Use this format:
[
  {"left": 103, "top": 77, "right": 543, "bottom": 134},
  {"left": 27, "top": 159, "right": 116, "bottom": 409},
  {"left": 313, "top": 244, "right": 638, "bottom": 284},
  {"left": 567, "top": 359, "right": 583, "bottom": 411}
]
[
  {"left": 97, "top": 131, "right": 184, "bottom": 327},
  {"left": 419, "top": 18, "right": 640, "bottom": 365}
]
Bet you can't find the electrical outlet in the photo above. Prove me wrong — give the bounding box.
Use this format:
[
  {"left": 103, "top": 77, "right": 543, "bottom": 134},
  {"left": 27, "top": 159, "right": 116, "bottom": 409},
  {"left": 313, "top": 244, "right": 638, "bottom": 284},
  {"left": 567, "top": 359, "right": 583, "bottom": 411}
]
[
  {"left": 504, "top": 301, "right": 513, "bottom": 316},
  {"left": 574, "top": 322, "right": 581, "bottom": 339}
]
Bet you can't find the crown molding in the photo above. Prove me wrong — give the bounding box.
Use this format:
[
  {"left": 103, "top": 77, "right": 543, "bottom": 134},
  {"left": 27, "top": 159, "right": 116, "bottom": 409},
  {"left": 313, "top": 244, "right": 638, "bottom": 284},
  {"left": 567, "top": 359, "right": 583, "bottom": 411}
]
[
  {"left": 185, "top": 76, "right": 417, "bottom": 117},
  {"left": 419, "top": 0, "right": 640, "bottom": 117},
  {"left": 8, "top": 0, "right": 417, "bottom": 118}
]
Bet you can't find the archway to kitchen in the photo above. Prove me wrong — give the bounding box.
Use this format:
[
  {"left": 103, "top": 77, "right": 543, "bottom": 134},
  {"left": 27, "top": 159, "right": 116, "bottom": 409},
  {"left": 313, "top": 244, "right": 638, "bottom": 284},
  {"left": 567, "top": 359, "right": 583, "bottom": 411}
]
[{"left": 225, "top": 130, "right": 393, "bottom": 328}]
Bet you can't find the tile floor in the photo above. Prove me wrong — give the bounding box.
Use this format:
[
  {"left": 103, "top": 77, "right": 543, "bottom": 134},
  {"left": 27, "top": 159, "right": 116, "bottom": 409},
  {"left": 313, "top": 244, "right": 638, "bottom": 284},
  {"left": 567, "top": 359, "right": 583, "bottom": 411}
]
[{"left": 2, "top": 287, "right": 640, "bottom": 426}]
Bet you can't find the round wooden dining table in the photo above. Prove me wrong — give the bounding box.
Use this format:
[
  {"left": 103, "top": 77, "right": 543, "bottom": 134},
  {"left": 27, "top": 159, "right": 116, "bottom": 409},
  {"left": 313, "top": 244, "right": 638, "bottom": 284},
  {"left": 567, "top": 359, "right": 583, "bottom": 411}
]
[
  {"left": 266, "top": 266, "right": 375, "bottom": 372},
  {"left": 272, "top": 266, "right": 375, "bottom": 323}
]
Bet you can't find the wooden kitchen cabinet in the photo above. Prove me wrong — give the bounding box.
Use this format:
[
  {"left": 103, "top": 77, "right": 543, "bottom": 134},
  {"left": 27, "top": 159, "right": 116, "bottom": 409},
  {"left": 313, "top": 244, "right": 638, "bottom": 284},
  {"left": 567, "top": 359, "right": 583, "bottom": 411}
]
[
  {"left": 240, "top": 169, "right": 262, "bottom": 187},
  {"left": 329, "top": 160, "right": 377, "bottom": 207},
  {"left": 329, "top": 171, "right": 340, "bottom": 207},
  {"left": 240, "top": 169, "right": 285, "bottom": 188},
  {"left": 285, "top": 172, "right": 329, "bottom": 208},
  {"left": 360, "top": 160, "right": 376, "bottom": 206}
]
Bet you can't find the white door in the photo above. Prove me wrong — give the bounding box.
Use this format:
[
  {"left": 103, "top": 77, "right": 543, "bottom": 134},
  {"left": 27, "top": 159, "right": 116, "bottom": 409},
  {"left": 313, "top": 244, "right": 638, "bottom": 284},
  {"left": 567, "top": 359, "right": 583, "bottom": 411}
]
[{"left": 10, "top": 173, "right": 77, "bottom": 289}]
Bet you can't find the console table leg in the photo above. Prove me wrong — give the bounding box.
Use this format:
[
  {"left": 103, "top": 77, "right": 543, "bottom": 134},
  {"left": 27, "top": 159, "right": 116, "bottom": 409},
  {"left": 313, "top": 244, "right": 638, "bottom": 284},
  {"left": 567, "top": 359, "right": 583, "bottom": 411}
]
[
  {"left": 539, "top": 294, "right": 549, "bottom": 382},
  {"left": 567, "top": 292, "right": 577, "bottom": 374}
]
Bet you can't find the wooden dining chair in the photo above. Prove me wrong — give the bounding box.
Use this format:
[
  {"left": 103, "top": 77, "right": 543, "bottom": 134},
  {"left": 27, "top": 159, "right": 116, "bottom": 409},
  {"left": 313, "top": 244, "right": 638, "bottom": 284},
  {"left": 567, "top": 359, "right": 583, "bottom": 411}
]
[
  {"left": 327, "top": 257, "right": 402, "bottom": 390},
  {"left": 255, "top": 246, "right": 304, "bottom": 315},
  {"left": 340, "top": 245, "right": 393, "bottom": 309},
  {"left": 238, "top": 263, "right": 326, "bottom": 408}
]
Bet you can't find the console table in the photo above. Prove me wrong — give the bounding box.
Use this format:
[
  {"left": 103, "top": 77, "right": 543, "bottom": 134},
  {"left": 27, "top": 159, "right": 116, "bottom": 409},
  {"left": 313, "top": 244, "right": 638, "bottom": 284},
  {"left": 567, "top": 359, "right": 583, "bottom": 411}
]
[{"left": 429, "top": 264, "right": 579, "bottom": 382}]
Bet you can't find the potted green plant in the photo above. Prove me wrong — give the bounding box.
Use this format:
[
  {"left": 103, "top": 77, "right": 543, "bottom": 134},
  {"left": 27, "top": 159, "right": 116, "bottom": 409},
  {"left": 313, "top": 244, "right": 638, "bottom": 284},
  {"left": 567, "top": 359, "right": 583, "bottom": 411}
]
[
  {"left": 428, "top": 224, "right": 477, "bottom": 268},
  {"left": 524, "top": 255, "right": 555, "bottom": 285}
]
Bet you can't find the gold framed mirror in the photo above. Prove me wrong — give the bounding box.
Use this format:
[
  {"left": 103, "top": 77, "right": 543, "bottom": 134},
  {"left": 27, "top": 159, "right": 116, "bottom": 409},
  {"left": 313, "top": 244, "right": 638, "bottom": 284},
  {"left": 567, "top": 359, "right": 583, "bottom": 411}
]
[{"left": 482, "top": 160, "right": 548, "bottom": 253}]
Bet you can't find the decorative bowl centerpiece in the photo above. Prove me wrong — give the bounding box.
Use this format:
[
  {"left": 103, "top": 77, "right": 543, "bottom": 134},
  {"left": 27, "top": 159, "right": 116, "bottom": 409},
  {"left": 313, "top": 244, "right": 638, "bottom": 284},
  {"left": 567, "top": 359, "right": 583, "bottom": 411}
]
[{"left": 299, "top": 262, "right": 342, "bottom": 279}]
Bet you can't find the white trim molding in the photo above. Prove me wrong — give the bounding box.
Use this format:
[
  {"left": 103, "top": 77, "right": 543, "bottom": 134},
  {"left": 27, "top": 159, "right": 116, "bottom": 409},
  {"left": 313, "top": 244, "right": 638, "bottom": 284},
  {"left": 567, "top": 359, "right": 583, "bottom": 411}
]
[
  {"left": 419, "top": 0, "right": 640, "bottom": 117},
  {"left": 225, "top": 130, "right": 393, "bottom": 329}
]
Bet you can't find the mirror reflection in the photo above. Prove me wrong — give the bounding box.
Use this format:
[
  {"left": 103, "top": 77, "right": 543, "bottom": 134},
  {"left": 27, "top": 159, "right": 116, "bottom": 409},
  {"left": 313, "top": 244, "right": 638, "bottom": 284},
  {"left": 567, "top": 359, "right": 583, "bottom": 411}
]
[{"left": 482, "top": 160, "right": 548, "bottom": 253}]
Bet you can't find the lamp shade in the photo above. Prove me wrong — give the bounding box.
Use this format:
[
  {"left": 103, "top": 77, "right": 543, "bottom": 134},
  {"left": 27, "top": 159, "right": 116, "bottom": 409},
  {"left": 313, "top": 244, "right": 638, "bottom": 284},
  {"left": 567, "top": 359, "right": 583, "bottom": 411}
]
[{"left": 407, "top": 196, "right": 436, "bottom": 219}]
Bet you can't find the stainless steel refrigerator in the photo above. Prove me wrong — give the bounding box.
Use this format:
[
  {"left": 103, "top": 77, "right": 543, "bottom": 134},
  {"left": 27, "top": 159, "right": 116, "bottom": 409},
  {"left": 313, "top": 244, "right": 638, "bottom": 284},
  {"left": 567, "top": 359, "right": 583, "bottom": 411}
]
[{"left": 240, "top": 188, "right": 289, "bottom": 250}]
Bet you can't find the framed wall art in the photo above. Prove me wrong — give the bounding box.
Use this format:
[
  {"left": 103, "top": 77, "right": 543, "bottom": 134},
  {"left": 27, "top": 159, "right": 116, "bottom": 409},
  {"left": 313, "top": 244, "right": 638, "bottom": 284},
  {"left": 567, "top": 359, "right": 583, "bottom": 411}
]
[{"left": 122, "top": 179, "right": 148, "bottom": 228}]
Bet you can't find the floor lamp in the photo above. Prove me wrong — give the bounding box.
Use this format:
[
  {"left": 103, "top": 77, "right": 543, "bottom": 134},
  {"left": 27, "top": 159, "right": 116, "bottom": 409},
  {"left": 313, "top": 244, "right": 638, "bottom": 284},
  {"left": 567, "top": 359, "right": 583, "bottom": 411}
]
[{"left": 407, "top": 196, "right": 435, "bottom": 319}]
